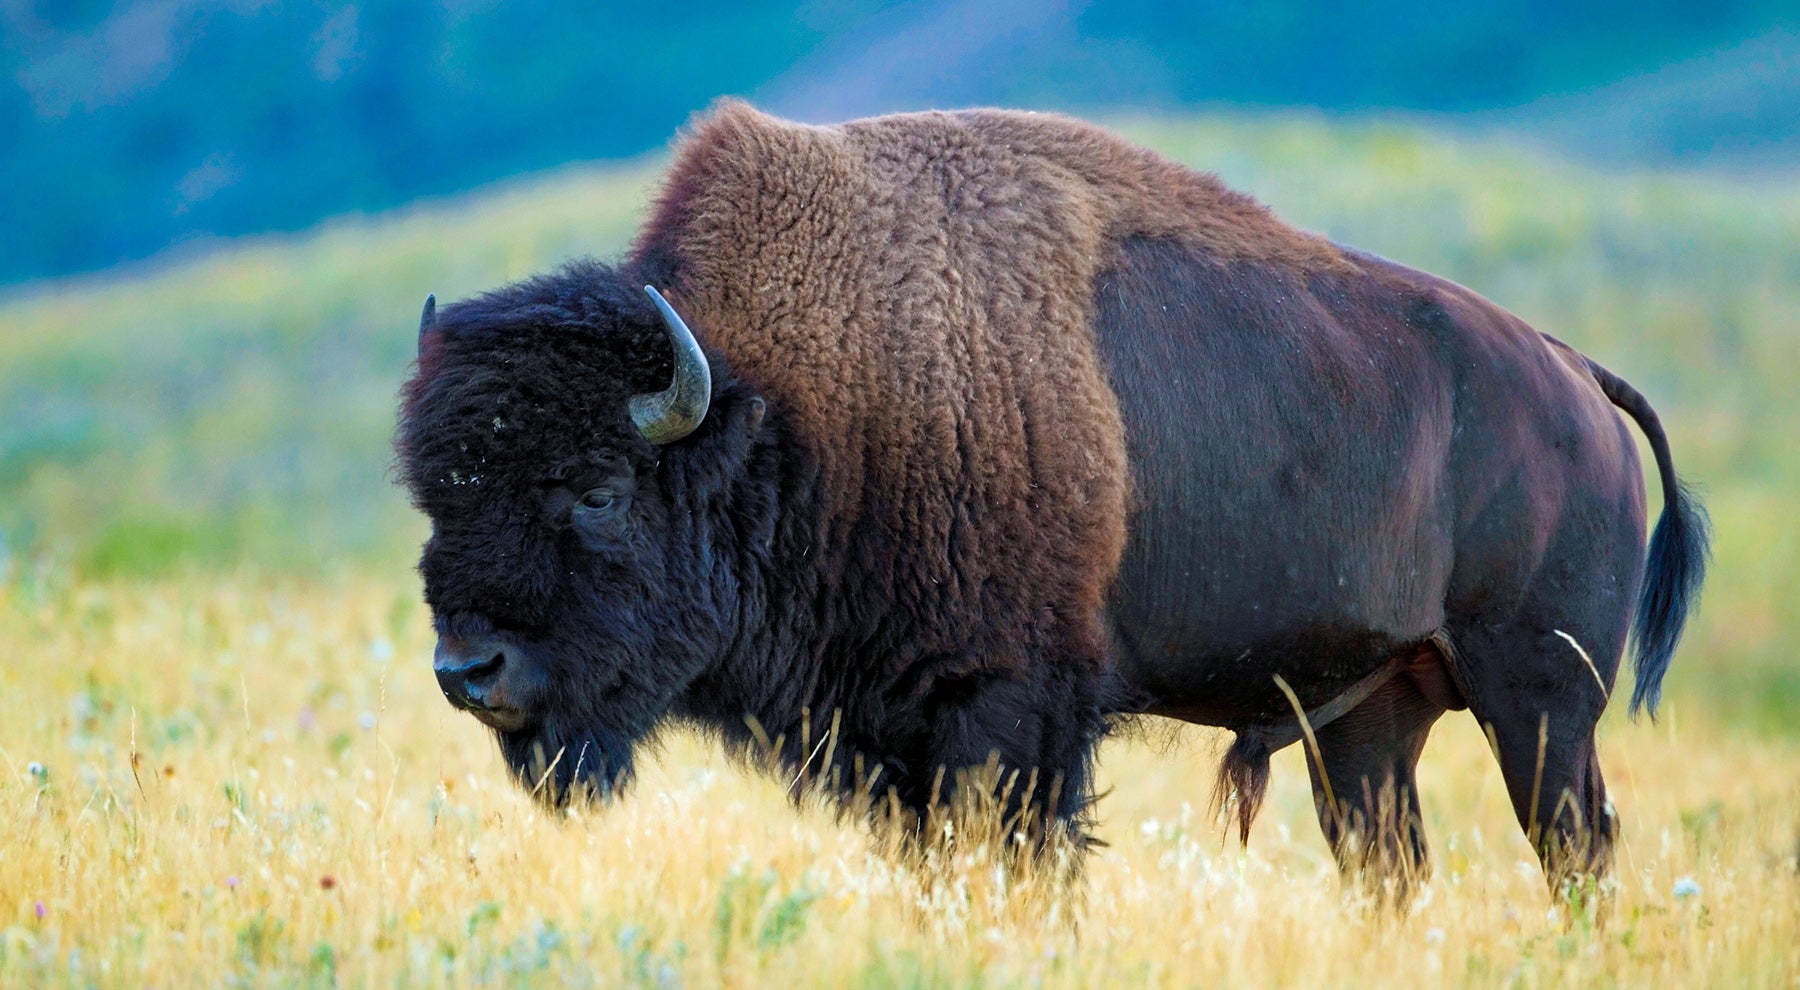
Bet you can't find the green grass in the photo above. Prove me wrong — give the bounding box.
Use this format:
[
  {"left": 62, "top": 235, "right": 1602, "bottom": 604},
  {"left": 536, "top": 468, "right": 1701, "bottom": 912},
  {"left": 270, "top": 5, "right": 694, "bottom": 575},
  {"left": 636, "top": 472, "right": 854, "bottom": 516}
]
[{"left": 1, "top": 114, "right": 1794, "bottom": 731}]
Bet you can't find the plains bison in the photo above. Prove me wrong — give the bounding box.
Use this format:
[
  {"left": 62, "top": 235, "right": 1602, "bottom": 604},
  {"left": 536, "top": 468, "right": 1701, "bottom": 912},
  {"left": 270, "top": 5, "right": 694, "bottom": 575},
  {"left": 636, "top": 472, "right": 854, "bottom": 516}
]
[{"left": 397, "top": 102, "right": 1707, "bottom": 889}]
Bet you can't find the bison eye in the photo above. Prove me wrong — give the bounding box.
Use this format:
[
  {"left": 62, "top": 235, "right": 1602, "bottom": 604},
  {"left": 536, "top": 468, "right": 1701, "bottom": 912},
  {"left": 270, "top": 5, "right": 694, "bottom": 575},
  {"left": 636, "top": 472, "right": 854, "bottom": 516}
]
[
  {"left": 578, "top": 488, "right": 618, "bottom": 512},
  {"left": 568, "top": 473, "right": 635, "bottom": 541}
]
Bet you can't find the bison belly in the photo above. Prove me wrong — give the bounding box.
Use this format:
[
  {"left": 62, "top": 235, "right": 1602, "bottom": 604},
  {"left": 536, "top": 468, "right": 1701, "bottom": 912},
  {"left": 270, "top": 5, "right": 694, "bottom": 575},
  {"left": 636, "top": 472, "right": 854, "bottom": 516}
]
[{"left": 1093, "top": 237, "right": 1458, "bottom": 725}]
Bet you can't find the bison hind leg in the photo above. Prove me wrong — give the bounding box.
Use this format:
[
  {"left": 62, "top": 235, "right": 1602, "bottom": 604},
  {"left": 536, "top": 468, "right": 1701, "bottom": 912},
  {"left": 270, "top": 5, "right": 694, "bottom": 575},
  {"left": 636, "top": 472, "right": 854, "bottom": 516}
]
[
  {"left": 1302, "top": 671, "right": 1446, "bottom": 905},
  {"left": 1212, "top": 731, "right": 1273, "bottom": 845}
]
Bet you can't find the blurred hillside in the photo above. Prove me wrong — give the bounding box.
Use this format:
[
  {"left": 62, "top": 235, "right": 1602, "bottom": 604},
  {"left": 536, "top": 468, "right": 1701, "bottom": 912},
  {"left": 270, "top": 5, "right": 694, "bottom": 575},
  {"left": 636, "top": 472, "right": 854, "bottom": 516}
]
[
  {"left": 1487, "top": 26, "right": 1800, "bottom": 172},
  {"left": 3, "top": 1, "right": 1796, "bottom": 285},
  {"left": 0, "top": 113, "right": 1794, "bottom": 728}
]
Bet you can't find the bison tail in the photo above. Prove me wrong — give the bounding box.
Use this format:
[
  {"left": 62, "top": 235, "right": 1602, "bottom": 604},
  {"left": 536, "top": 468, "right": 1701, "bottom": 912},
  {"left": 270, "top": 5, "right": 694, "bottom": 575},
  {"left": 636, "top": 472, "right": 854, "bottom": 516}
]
[
  {"left": 1211, "top": 731, "right": 1272, "bottom": 845},
  {"left": 1584, "top": 357, "right": 1713, "bottom": 719}
]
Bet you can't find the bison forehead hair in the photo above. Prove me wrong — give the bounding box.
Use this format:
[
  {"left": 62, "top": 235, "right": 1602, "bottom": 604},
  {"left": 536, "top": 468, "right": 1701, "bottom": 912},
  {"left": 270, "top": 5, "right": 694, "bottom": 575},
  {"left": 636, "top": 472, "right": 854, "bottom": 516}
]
[{"left": 401, "top": 259, "right": 673, "bottom": 470}]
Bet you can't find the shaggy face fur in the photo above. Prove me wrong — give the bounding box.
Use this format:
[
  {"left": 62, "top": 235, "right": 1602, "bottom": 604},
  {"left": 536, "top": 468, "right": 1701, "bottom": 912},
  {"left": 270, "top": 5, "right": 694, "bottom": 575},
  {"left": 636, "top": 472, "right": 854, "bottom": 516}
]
[{"left": 399, "top": 263, "right": 780, "bottom": 798}]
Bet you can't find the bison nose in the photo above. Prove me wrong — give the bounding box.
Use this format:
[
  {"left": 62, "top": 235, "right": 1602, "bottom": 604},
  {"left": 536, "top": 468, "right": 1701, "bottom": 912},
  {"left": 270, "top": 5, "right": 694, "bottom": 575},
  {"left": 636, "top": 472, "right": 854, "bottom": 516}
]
[{"left": 434, "top": 635, "right": 505, "bottom": 712}]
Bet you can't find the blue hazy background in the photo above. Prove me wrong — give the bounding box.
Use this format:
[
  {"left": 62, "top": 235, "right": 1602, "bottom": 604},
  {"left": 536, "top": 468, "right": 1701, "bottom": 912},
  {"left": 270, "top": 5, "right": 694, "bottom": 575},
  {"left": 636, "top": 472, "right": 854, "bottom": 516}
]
[
  {"left": 4, "top": 1, "right": 1797, "bottom": 285},
  {"left": 2, "top": 2, "right": 1797, "bottom": 726}
]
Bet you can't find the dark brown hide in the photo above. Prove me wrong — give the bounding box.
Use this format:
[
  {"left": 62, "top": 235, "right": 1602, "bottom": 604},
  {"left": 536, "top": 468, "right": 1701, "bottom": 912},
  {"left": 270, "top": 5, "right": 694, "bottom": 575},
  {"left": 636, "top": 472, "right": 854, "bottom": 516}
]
[{"left": 1093, "top": 236, "right": 1693, "bottom": 889}]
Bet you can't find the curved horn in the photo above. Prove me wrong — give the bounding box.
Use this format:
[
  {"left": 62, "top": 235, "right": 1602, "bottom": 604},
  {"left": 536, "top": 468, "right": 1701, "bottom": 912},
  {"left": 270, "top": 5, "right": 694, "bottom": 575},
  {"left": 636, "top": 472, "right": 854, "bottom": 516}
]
[
  {"left": 418, "top": 293, "right": 437, "bottom": 348},
  {"left": 631, "top": 285, "right": 712, "bottom": 444}
]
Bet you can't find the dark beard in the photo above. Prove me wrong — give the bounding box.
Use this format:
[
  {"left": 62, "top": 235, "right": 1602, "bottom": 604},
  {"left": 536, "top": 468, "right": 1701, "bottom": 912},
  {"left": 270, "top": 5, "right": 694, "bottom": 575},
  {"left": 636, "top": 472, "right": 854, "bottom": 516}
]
[{"left": 496, "top": 720, "right": 638, "bottom": 808}]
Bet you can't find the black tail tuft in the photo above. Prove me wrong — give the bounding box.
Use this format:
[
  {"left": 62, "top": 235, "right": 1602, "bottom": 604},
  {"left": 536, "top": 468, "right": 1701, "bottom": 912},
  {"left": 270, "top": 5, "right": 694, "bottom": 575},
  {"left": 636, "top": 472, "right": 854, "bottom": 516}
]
[
  {"left": 1579, "top": 354, "right": 1711, "bottom": 720},
  {"left": 1629, "top": 478, "right": 1712, "bottom": 718}
]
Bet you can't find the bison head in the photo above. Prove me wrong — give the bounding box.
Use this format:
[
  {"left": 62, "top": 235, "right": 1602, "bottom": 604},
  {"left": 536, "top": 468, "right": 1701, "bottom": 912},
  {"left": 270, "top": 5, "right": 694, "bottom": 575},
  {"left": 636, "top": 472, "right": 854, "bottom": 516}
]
[{"left": 396, "top": 262, "right": 770, "bottom": 805}]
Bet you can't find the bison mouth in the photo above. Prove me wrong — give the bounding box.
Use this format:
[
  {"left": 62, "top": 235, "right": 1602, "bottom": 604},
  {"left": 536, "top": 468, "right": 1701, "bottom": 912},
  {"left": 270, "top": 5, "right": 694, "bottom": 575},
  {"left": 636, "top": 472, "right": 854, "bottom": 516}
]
[
  {"left": 495, "top": 722, "right": 636, "bottom": 808},
  {"left": 461, "top": 701, "right": 531, "bottom": 734}
]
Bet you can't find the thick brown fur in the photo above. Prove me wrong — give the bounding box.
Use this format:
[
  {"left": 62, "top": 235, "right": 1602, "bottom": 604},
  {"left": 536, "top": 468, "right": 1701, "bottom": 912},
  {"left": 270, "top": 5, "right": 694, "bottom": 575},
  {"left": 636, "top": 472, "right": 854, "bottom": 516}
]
[{"left": 636, "top": 101, "right": 1342, "bottom": 686}]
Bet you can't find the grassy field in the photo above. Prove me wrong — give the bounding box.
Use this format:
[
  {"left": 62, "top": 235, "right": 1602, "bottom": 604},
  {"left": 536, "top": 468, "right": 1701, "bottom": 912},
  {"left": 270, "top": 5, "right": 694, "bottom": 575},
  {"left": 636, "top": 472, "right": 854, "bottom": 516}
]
[
  {"left": 2, "top": 114, "right": 1797, "bottom": 985},
  {"left": 2, "top": 572, "right": 1795, "bottom": 987}
]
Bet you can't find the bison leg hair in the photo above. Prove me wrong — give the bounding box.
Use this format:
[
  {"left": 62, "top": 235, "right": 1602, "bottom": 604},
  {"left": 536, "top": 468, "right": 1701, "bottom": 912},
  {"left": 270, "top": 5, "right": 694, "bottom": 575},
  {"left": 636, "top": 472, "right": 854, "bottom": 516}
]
[{"left": 907, "top": 666, "right": 1112, "bottom": 852}]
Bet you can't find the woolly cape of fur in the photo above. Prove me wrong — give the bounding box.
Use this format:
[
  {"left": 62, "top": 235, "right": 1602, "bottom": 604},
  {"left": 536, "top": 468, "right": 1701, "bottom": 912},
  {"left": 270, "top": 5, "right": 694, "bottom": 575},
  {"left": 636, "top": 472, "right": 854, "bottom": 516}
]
[{"left": 636, "top": 101, "right": 1341, "bottom": 677}]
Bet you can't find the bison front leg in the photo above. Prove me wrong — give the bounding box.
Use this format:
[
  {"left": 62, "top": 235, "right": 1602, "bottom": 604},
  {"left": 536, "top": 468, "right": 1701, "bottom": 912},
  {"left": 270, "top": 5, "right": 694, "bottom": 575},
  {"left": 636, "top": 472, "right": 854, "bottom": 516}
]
[{"left": 915, "top": 666, "right": 1111, "bottom": 860}]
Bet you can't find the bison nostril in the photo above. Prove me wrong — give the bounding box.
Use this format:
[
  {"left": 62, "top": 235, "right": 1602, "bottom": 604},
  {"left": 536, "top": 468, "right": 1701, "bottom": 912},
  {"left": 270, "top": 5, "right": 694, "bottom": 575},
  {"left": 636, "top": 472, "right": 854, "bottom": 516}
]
[
  {"left": 466, "top": 651, "right": 504, "bottom": 679},
  {"left": 434, "top": 638, "right": 508, "bottom": 711}
]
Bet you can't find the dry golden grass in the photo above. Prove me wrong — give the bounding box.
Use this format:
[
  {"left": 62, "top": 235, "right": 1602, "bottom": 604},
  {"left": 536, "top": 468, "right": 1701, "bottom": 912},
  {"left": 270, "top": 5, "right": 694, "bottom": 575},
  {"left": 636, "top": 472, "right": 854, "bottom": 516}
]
[{"left": 2, "top": 570, "right": 1796, "bottom": 988}]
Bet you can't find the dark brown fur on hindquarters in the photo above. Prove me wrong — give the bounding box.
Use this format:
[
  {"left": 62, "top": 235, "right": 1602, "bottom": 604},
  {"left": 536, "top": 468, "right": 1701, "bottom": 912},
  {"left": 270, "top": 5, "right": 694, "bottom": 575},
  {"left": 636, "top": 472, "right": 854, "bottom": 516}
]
[{"left": 1094, "top": 232, "right": 1706, "bottom": 891}]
